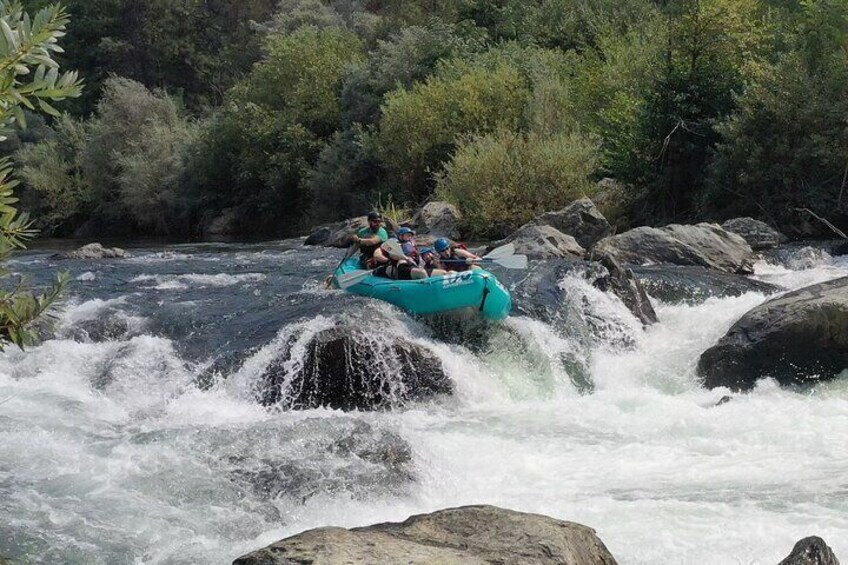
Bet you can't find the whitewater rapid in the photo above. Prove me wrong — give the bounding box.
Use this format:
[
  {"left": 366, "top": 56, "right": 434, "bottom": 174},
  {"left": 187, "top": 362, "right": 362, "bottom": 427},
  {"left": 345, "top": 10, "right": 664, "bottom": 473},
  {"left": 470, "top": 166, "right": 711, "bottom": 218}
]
[{"left": 1, "top": 242, "right": 847, "bottom": 564}]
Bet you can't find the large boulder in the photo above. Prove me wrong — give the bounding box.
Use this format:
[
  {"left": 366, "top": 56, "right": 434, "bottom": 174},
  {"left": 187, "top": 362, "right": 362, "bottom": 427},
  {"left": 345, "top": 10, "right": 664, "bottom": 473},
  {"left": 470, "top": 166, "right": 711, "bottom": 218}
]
[
  {"left": 697, "top": 276, "right": 848, "bottom": 391},
  {"left": 592, "top": 223, "right": 755, "bottom": 274},
  {"left": 233, "top": 505, "right": 619, "bottom": 565},
  {"left": 778, "top": 537, "right": 840, "bottom": 565},
  {"left": 632, "top": 265, "right": 779, "bottom": 305},
  {"left": 53, "top": 242, "right": 130, "bottom": 259},
  {"left": 258, "top": 326, "right": 452, "bottom": 410},
  {"left": 721, "top": 217, "right": 786, "bottom": 250},
  {"left": 536, "top": 198, "right": 612, "bottom": 249},
  {"left": 495, "top": 224, "right": 585, "bottom": 260},
  {"left": 305, "top": 217, "right": 367, "bottom": 247},
  {"left": 413, "top": 201, "right": 461, "bottom": 239}
]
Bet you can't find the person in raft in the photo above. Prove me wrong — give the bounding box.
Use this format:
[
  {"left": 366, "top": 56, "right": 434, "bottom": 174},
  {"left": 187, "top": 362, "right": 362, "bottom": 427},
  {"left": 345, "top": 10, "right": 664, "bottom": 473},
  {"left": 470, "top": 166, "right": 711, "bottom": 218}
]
[
  {"left": 419, "top": 246, "right": 448, "bottom": 276},
  {"left": 434, "top": 237, "right": 481, "bottom": 271},
  {"left": 373, "top": 228, "right": 428, "bottom": 280},
  {"left": 351, "top": 211, "right": 388, "bottom": 269}
]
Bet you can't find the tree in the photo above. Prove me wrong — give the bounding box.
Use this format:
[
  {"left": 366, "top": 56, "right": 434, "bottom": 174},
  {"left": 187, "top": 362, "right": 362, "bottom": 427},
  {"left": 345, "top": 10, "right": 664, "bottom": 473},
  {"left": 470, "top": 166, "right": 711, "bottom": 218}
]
[{"left": 0, "top": 1, "right": 81, "bottom": 348}]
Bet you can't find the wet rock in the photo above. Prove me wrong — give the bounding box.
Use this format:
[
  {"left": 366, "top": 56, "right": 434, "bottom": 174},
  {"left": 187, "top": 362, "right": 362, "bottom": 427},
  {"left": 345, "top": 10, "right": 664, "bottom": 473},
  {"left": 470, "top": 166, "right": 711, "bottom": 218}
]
[
  {"left": 54, "top": 242, "right": 130, "bottom": 259},
  {"left": 778, "top": 536, "right": 840, "bottom": 565},
  {"left": 305, "top": 217, "right": 367, "bottom": 247},
  {"left": 233, "top": 505, "right": 619, "bottom": 565},
  {"left": 721, "top": 217, "right": 786, "bottom": 250},
  {"left": 593, "top": 254, "right": 657, "bottom": 326},
  {"left": 714, "top": 395, "right": 733, "bottom": 407},
  {"left": 762, "top": 245, "right": 831, "bottom": 271},
  {"left": 698, "top": 276, "right": 848, "bottom": 391},
  {"left": 206, "top": 207, "right": 238, "bottom": 236},
  {"left": 220, "top": 419, "right": 414, "bottom": 505},
  {"left": 259, "top": 326, "right": 452, "bottom": 410},
  {"left": 632, "top": 265, "right": 779, "bottom": 305},
  {"left": 593, "top": 223, "right": 754, "bottom": 274},
  {"left": 536, "top": 198, "right": 612, "bottom": 249},
  {"left": 494, "top": 223, "right": 585, "bottom": 259},
  {"left": 412, "top": 201, "right": 461, "bottom": 239},
  {"left": 506, "top": 260, "right": 646, "bottom": 361}
]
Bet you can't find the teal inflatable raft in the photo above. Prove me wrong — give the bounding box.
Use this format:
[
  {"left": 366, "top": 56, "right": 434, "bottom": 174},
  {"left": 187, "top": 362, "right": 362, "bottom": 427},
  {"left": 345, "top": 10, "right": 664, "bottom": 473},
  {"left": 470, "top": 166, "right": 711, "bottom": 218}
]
[{"left": 335, "top": 258, "right": 511, "bottom": 320}]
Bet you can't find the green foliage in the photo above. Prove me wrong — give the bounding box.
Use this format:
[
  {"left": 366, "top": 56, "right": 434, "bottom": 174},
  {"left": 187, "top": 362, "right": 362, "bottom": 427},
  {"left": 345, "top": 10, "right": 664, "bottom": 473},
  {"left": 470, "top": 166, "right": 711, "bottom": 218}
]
[
  {"left": 81, "top": 77, "right": 197, "bottom": 233},
  {"left": 16, "top": 113, "right": 87, "bottom": 231},
  {"left": 706, "top": 54, "right": 848, "bottom": 231},
  {"left": 0, "top": 1, "right": 80, "bottom": 350},
  {"left": 437, "top": 130, "right": 599, "bottom": 237},
  {"left": 373, "top": 56, "right": 531, "bottom": 201},
  {"left": 341, "top": 21, "right": 480, "bottom": 125},
  {"left": 237, "top": 26, "right": 365, "bottom": 137}
]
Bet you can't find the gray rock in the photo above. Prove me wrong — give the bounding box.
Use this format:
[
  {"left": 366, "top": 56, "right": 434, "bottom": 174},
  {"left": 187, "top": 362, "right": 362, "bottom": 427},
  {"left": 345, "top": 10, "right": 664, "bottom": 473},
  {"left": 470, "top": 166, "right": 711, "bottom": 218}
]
[
  {"left": 762, "top": 245, "right": 831, "bottom": 271},
  {"left": 593, "top": 223, "right": 754, "bottom": 274},
  {"left": 258, "top": 326, "right": 453, "bottom": 410},
  {"left": 632, "top": 265, "right": 779, "bottom": 305},
  {"left": 305, "top": 217, "right": 367, "bottom": 247},
  {"left": 593, "top": 254, "right": 658, "bottom": 326},
  {"left": 206, "top": 207, "right": 238, "bottom": 236},
  {"left": 226, "top": 420, "right": 413, "bottom": 504},
  {"left": 495, "top": 223, "right": 585, "bottom": 259},
  {"left": 697, "top": 276, "right": 848, "bottom": 391},
  {"left": 413, "top": 201, "right": 461, "bottom": 239},
  {"left": 721, "top": 217, "right": 786, "bottom": 250},
  {"left": 54, "top": 242, "right": 130, "bottom": 259},
  {"left": 778, "top": 536, "right": 840, "bottom": 565},
  {"left": 233, "top": 505, "right": 619, "bottom": 565},
  {"left": 537, "top": 198, "right": 612, "bottom": 249}
]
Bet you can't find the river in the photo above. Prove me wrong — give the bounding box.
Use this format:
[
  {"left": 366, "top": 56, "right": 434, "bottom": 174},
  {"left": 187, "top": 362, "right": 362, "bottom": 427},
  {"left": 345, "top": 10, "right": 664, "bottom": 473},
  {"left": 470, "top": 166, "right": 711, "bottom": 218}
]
[{"left": 1, "top": 240, "right": 847, "bottom": 564}]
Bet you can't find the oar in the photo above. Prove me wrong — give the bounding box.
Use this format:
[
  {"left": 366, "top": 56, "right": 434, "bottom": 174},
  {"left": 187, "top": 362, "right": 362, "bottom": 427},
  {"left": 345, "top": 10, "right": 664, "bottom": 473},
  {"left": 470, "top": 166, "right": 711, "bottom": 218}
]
[
  {"left": 336, "top": 239, "right": 404, "bottom": 289},
  {"left": 441, "top": 254, "right": 527, "bottom": 269},
  {"left": 440, "top": 243, "right": 527, "bottom": 270}
]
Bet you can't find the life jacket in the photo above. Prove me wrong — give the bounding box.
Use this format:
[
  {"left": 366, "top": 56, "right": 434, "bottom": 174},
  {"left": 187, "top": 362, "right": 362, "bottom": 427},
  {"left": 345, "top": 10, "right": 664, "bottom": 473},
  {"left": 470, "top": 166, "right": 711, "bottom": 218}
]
[{"left": 444, "top": 243, "right": 470, "bottom": 272}]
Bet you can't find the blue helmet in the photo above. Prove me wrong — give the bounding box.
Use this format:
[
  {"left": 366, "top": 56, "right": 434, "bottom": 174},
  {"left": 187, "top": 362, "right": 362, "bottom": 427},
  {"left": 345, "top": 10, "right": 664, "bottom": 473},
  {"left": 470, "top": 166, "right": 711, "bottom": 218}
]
[
  {"left": 397, "top": 227, "right": 415, "bottom": 237},
  {"left": 434, "top": 238, "right": 451, "bottom": 252},
  {"left": 420, "top": 246, "right": 435, "bottom": 256}
]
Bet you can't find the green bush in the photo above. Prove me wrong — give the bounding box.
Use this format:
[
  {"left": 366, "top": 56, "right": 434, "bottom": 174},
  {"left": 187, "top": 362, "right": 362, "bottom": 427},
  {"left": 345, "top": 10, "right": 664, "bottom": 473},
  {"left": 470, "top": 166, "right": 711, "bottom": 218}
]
[
  {"left": 17, "top": 115, "right": 90, "bottom": 234},
  {"left": 373, "top": 58, "right": 530, "bottom": 201},
  {"left": 436, "top": 130, "right": 600, "bottom": 238}
]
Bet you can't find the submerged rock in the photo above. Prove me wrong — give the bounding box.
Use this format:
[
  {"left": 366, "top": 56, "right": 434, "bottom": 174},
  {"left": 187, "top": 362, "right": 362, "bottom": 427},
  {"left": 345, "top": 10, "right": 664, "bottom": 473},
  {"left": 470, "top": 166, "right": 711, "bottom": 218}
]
[
  {"left": 593, "top": 223, "right": 754, "bottom": 274},
  {"left": 495, "top": 223, "right": 585, "bottom": 259},
  {"left": 721, "top": 217, "right": 786, "bottom": 250},
  {"left": 259, "top": 326, "right": 452, "bottom": 410},
  {"left": 762, "top": 245, "right": 832, "bottom": 271},
  {"left": 632, "top": 265, "right": 779, "bottom": 304},
  {"left": 54, "top": 242, "right": 130, "bottom": 259},
  {"left": 412, "top": 201, "right": 461, "bottom": 239},
  {"left": 233, "top": 505, "right": 619, "bottom": 565},
  {"left": 536, "top": 198, "right": 612, "bottom": 249},
  {"left": 226, "top": 420, "right": 413, "bottom": 504},
  {"left": 778, "top": 536, "right": 840, "bottom": 565},
  {"left": 697, "top": 276, "right": 848, "bottom": 391}
]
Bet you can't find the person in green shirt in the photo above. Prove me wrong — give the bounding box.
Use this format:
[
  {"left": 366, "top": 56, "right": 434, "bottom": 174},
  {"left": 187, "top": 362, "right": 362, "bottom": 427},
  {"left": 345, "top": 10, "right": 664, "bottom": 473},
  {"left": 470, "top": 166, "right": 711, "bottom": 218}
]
[{"left": 352, "top": 211, "right": 389, "bottom": 268}]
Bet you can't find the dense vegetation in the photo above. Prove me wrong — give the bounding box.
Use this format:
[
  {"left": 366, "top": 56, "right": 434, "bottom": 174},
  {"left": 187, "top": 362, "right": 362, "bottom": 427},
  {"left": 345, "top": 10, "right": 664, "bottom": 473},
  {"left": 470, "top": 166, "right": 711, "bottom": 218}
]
[{"left": 10, "top": 0, "right": 848, "bottom": 240}]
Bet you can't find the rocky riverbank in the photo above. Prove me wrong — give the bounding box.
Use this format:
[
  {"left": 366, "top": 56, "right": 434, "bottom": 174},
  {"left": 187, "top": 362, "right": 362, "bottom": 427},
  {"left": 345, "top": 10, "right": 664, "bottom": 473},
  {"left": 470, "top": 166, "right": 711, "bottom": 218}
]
[{"left": 233, "top": 505, "right": 841, "bottom": 565}]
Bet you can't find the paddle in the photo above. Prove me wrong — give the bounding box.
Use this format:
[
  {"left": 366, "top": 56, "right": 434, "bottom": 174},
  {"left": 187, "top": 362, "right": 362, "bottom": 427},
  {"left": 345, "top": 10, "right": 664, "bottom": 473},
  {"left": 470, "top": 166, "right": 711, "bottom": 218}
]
[
  {"left": 440, "top": 243, "right": 527, "bottom": 270},
  {"left": 336, "top": 239, "right": 404, "bottom": 289},
  {"left": 441, "top": 254, "right": 528, "bottom": 270}
]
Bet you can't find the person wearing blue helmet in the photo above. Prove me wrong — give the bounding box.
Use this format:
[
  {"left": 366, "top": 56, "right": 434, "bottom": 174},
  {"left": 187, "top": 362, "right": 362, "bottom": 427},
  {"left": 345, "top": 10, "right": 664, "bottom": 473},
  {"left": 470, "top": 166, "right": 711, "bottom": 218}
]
[
  {"left": 434, "top": 237, "right": 480, "bottom": 272},
  {"left": 419, "top": 246, "right": 447, "bottom": 276},
  {"left": 373, "top": 227, "right": 428, "bottom": 280}
]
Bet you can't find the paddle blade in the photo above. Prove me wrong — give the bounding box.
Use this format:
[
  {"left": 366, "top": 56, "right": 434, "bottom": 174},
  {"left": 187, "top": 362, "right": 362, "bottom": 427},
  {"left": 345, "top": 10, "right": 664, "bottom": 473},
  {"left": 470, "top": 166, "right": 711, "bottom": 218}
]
[
  {"left": 484, "top": 243, "right": 515, "bottom": 260},
  {"left": 492, "top": 254, "right": 527, "bottom": 269},
  {"left": 383, "top": 238, "right": 406, "bottom": 261},
  {"left": 336, "top": 269, "right": 372, "bottom": 289}
]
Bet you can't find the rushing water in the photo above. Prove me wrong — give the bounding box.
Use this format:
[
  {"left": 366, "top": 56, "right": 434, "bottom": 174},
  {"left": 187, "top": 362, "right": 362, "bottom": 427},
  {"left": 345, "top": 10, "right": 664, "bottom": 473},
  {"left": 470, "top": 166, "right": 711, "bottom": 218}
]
[{"left": 1, "top": 240, "right": 847, "bottom": 565}]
